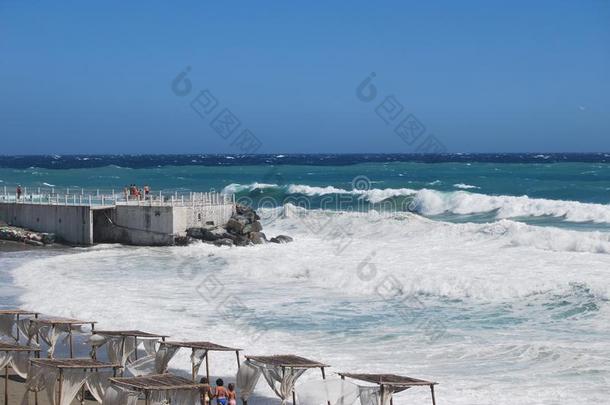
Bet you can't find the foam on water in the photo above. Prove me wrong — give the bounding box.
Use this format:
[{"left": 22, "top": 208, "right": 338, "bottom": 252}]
[{"left": 8, "top": 206, "right": 610, "bottom": 404}]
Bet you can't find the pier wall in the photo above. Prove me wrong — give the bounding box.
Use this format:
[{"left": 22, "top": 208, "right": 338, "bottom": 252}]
[
  {"left": 0, "top": 203, "right": 93, "bottom": 245},
  {"left": 92, "top": 206, "right": 175, "bottom": 245},
  {"left": 1, "top": 201, "right": 235, "bottom": 246},
  {"left": 173, "top": 203, "right": 234, "bottom": 233}
]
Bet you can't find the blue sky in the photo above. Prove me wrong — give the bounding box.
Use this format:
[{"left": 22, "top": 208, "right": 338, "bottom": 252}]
[{"left": 1, "top": 0, "right": 609, "bottom": 154}]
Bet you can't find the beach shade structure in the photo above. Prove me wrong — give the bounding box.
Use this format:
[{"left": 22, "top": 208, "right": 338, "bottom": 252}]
[
  {"left": 0, "top": 310, "right": 39, "bottom": 343},
  {"left": 105, "top": 373, "right": 208, "bottom": 405},
  {"left": 237, "top": 355, "right": 330, "bottom": 405},
  {"left": 90, "top": 330, "right": 168, "bottom": 376},
  {"left": 337, "top": 373, "right": 438, "bottom": 405},
  {"left": 157, "top": 340, "right": 242, "bottom": 381},
  {"left": 23, "top": 358, "right": 120, "bottom": 405},
  {"left": 0, "top": 342, "right": 40, "bottom": 405},
  {"left": 24, "top": 317, "right": 96, "bottom": 358}
]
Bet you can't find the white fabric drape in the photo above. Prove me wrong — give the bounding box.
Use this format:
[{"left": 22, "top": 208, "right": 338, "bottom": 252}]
[
  {"left": 379, "top": 386, "right": 394, "bottom": 405},
  {"left": 191, "top": 349, "right": 207, "bottom": 378},
  {"left": 102, "top": 385, "right": 140, "bottom": 405},
  {"left": 245, "top": 361, "right": 306, "bottom": 404},
  {"left": 17, "top": 319, "right": 39, "bottom": 346},
  {"left": 154, "top": 344, "right": 179, "bottom": 374},
  {"left": 149, "top": 390, "right": 168, "bottom": 405},
  {"left": 33, "top": 323, "right": 86, "bottom": 358},
  {"left": 60, "top": 369, "right": 88, "bottom": 405},
  {"left": 125, "top": 355, "right": 156, "bottom": 376},
  {"left": 358, "top": 387, "right": 380, "bottom": 405},
  {"left": 0, "top": 352, "right": 11, "bottom": 370},
  {"left": 358, "top": 386, "right": 395, "bottom": 405},
  {"left": 11, "top": 351, "right": 32, "bottom": 378},
  {"left": 169, "top": 389, "right": 199, "bottom": 405},
  {"left": 0, "top": 351, "right": 35, "bottom": 378},
  {"left": 236, "top": 362, "right": 261, "bottom": 401},
  {"left": 0, "top": 314, "right": 17, "bottom": 340},
  {"left": 21, "top": 363, "right": 58, "bottom": 405},
  {"left": 297, "top": 379, "right": 360, "bottom": 405},
  {"left": 37, "top": 325, "right": 62, "bottom": 358},
  {"left": 91, "top": 335, "right": 136, "bottom": 366},
  {"left": 142, "top": 339, "right": 159, "bottom": 356},
  {"left": 107, "top": 337, "right": 136, "bottom": 366},
  {"left": 85, "top": 371, "right": 114, "bottom": 403}
]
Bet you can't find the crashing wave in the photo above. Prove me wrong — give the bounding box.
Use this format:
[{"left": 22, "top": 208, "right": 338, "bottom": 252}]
[{"left": 223, "top": 182, "right": 610, "bottom": 223}]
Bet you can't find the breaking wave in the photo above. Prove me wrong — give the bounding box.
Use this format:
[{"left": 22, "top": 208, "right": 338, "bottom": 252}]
[{"left": 222, "top": 183, "right": 610, "bottom": 223}]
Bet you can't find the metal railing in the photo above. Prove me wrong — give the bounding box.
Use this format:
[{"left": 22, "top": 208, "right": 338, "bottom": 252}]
[{"left": 0, "top": 186, "right": 234, "bottom": 207}]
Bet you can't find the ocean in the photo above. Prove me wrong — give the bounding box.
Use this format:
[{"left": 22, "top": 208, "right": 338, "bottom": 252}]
[{"left": 1, "top": 154, "right": 609, "bottom": 404}]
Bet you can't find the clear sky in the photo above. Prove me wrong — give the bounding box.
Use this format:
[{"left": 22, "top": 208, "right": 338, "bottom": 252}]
[{"left": 1, "top": 0, "right": 609, "bottom": 154}]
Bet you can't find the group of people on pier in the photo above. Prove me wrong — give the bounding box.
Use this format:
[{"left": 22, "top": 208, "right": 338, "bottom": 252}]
[{"left": 123, "top": 184, "right": 151, "bottom": 200}]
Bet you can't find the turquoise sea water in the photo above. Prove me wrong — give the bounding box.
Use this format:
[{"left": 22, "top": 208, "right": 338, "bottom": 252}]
[{"left": 1, "top": 159, "right": 610, "bottom": 404}]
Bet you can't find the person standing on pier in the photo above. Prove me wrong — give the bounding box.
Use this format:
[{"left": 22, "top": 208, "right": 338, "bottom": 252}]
[{"left": 16, "top": 185, "right": 22, "bottom": 200}]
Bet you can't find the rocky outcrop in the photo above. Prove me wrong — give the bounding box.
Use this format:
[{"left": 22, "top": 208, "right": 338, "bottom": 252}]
[
  {"left": 0, "top": 224, "right": 55, "bottom": 246},
  {"left": 184, "top": 204, "right": 292, "bottom": 247},
  {"left": 270, "top": 235, "right": 293, "bottom": 244}
]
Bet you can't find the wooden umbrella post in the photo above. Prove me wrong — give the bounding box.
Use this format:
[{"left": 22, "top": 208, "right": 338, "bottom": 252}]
[
  {"left": 80, "top": 369, "right": 86, "bottom": 405},
  {"left": 57, "top": 369, "right": 63, "bottom": 405},
  {"left": 67, "top": 324, "right": 74, "bottom": 358},
  {"left": 205, "top": 352, "right": 210, "bottom": 381},
  {"left": 4, "top": 365, "right": 8, "bottom": 405},
  {"left": 430, "top": 385, "right": 436, "bottom": 405},
  {"left": 235, "top": 351, "right": 240, "bottom": 368},
  {"left": 16, "top": 314, "right": 20, "bottom": 342},
  {"left": 191, "top": 349, "right": 196, "bottom": 381},
  {"left": 134, "top": 336, "right": 138, "bottom": 360},
  {"left": 34, "top": 349, "right": 40, "bottom": 405}
]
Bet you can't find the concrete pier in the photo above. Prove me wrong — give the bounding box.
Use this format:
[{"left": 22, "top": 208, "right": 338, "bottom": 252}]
[{"left": 0, "top": 191, "right": 234, "bottom": 246}]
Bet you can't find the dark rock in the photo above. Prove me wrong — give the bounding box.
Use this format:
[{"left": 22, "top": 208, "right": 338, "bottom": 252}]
[
  {"left": 187, "top": 227, "right": 224, "bottom": 242},
  {"left": 213, "top": 238, "right": 234, "bottom": 247},
  {"left": 243, "top": 221, "right": 263, "bottom": 234},
  {"left": 24, "top": 239, "right": 44, "bottom": 247},
  {"left": 235, "top": 204, "right": 260, "bottom": 221},
  {"left": 186, "top": 227, "right": 205, "bottom": 239},
  {"left": 174, "top": 236, "right": 192, "bottom": 246},
  {"left": 41, "top": 233, "right": 55, "bottom": 244},
  {"left": 232, "top": 235, "right": 250, "bottom": 246},
  {"left": 226, "top": 218, "right": 247, "bottom": 234},
  {"left": 248, "top": 232, "right": 267, "bottom": 245},
  {"left": 270, "top": 235, "right": 294, "bottom": 244}
]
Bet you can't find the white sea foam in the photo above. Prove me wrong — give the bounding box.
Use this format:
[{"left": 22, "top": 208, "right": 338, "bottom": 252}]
[
  {"left": 9, "top": 207, "right": 610, "bottom": 404},
  {"left": 453, "top": 183, "right": 480, "bottom": 189},
  {"left": 222, "top": 183, "right": 279, "bottom": 193}
]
